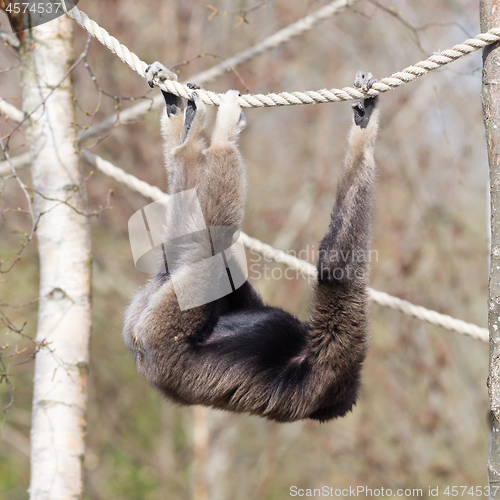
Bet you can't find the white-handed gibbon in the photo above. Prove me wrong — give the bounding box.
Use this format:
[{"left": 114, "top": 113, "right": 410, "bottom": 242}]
[{"left": 123, "top": 62, "right": 379, "bottom": 422}]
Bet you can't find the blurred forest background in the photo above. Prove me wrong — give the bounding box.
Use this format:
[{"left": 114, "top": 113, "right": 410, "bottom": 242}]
[{"left": 0, "top": 0, "right": 491, "bottom": 498}]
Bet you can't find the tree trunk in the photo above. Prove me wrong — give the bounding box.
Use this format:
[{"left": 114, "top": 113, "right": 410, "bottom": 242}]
[
  {"left": 193, "top": 406, "right": 209, "bottom": 500},
  {"left": 21, "top": 16, "right": 92, "bottom": 500},
  {"left": 481, "top": 1, "right": 500, "bottom": 495}
]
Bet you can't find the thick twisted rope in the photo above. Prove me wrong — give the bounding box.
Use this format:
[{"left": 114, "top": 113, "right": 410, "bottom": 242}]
[
  {"left": 60, "top": 0, "right": 349, "bottom": 97},
  {"left": 81, "top": 149, "right": 488, "bottom": 343},
  {"left": 77, "top": 0, "right": 354, "bottom": 141},
  {"left": 2, "top": 1, "right": 351, "bottom": 172},
  {"left": 61, "top": 2, "right": 500, "bottom": 108},
  {"left": 367, "top": 289, "right": 488, "bottom": 341},
  {"left": 0, "top": 6, "right": 490, "bottom": 340}
]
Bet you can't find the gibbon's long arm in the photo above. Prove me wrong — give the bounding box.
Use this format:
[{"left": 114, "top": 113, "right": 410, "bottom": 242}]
[{"left": 123, "top": 64, "right": 379, "bottom": 422}]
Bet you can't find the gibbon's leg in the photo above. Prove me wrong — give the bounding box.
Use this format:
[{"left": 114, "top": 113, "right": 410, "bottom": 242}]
[
  {"left": 197, "top": 90, "right": 247, "bottom": 229},
  {"left": 145, "top": 62, "right": 183, "bottom": 151},
  {"left": 124, "top": 65, "right": 209, "bottom": 383},
  {"left": 123, "top": 81, "right": 258, "bottom": 393},
  {"left": 146, "top": 62, "right": 207, "bottom": 194},
  {"left": 166, "top": 87, "right": 208, "bottom": 194}
]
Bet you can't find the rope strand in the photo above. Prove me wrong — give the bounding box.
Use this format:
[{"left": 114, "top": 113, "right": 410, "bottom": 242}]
[
  {"left": 1, "top": 3, "right": 490, "bottom": 341},
  {"left": 81, "top": 149, "right": 488, "bottom": 343},
  {"left": 61, "top": 2, "right": 500, "bottom": 107}
]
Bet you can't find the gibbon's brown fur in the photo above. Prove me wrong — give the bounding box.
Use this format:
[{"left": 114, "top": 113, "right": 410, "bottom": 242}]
[{"left": 123, "top": 63, "right": 379, "bottom": 422}]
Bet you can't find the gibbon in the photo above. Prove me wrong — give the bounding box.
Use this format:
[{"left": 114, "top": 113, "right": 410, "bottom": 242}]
[{"left": 123, "top": 62, "right": 379, "bottom": 422}]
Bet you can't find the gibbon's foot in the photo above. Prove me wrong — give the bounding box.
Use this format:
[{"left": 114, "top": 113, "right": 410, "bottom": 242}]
[
  {"left": 238, "top": 111, "right": 247, "bottom": 131},
  {"left": 146, "top": 61, "right": 180, "bottom": 117},
  {"left": 352, "top": 70, "right": 378, "bottom": 129},
  {"left": 224, "top": 87, "right": 246, "bottom": 131},
  {"left": 221, "top": 91, "right": 246, "bottom": 132},
  {"left": 180, "top": 88, "right": 207, "bottom": 144},
  {"left": 183, "top": 83, "right": 204, "bottom": 135},
  {"left": 211, "top": 90, "right": 246, "bottom": 145}
]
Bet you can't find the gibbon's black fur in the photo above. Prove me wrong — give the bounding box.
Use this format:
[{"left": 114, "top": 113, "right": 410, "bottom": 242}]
[{"left": 123, "top": 63, "right": 379, "bottom": 422}]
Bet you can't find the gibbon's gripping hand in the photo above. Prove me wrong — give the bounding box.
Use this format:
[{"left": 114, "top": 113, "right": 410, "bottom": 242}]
[
  {"left": 352, "top": 71, "right": 378, "bottom": 129},
  {"left": 146, "top": 61, "right": 181, "bottom": 117},
  {"left": 145, "top": 61, "right": 177, "bottom": 88}
]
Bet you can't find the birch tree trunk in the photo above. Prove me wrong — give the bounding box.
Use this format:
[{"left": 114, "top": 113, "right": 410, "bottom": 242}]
[
  {"left": 21, "top": 16, "right": 92, "bottom": 500},
  {"left": 481, "top": 1, "right": 500, "bottom": 495},
  {"left": 193, "top": 406, "right": 209, "bottom": 500}
]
